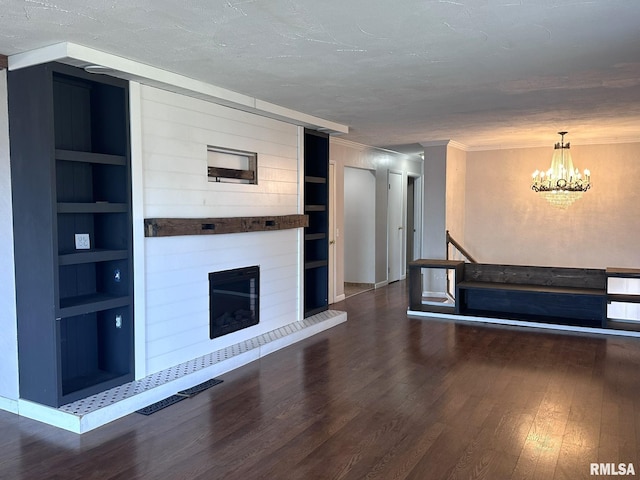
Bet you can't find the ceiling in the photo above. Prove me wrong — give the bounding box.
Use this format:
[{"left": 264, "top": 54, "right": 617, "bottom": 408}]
[{"left": 1, "top": 0, "right": 640, "bottom": 154}]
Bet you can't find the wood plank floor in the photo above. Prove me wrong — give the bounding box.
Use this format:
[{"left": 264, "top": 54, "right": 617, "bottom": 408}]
[{"left": 2, "top": 280, "right": 640, "bottom": 479}]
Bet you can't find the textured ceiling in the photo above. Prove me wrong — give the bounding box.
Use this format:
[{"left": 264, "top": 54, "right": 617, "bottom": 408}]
[{"left": 1, "top": 0, "right": 640, "bottom": 153}]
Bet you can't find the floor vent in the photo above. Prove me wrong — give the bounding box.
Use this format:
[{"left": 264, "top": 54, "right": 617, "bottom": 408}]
[
  {"left": 177, "top": 378, "right": 223, "bottom": 397},
  {"left": 136, "top": 395, "right": 186, "bottom": 415},
  {"left": 136, "top": 378, "right": 223, "bottom": 415}
]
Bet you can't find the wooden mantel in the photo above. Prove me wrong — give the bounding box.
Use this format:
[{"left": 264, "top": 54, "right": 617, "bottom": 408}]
[
  {"left": 145, "top": 214, "right": 308, "bottom": 237},
  {"left": 0, "top": 55, "right": 8, "bottom": 70}
]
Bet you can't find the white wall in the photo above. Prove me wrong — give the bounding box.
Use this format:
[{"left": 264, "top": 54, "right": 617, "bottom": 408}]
[
  {"left": 422, "top": 144, "right": 448, "bottom": 260},
  {"left": 464, "top": 142, "right": 640, "bottom": 268},
  {"left": 0, "top": 70, "right": 19, "bottom": 405},
  {"left": 344, "top": 167, "right": 376, "bottom": 284},
  {"left": 140, "top": 86, "right": 301, "bottom": 374}
]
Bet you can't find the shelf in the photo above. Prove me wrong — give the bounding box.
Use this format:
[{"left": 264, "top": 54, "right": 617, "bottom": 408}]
[
  {"left": 57, "top": 202, "right": 128, "bottom": 213},
  {"left": 58, "top": 293, "right": 131, "bottom": 318},
  {"left": 58, "top": 249, "right": 129, "bottom": 266},
  {"left": 409, "top": 259, "right": 465, "bottom": 269},
  {"left": 305, "top": 205, "right": 326, "bottom": 212},
  {"left": 606, "top": 267, "right": 640, "bottom": 278},
  {"left": 304, "top": 305, "right": 329, "bottom": 317},
  {"left": 305, "top": 176, "right": 327, "bottom": 184},
  {"left": 62, "top": 370, "right": 130, "bottom": 398},
  {"left": 608, "top": 294, "right": 640, "bottom": 304},
  {"left": 458, "top": 281, "right": 605, "bottom": 297},
  {"left": 55, "top": 149, "right": 126, "bottom": 166},
  {"left": 305, "top": 233, "right": 327, "bottom": 241},
  {"left": 607, "top": 319, "right": 640, "bottom": 332},
  {"left": 305, "top": 260, "right": 328, "bottom": 270},
  {"left": 208, "top": 166, "right": 255, "bottom": 181}
]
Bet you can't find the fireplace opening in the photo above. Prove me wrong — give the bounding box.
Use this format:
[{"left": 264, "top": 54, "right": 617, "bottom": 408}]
[{"left": 209, "top": 266, "right": 259, "bottom": 339}]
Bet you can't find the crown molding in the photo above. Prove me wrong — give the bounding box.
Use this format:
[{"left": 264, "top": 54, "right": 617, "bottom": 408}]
[
  {"left": 331, "top": 136, "right": 423, "bottom": 160},
  {"left": 420, "top": 139, "right": 469, "bottom": 151}
]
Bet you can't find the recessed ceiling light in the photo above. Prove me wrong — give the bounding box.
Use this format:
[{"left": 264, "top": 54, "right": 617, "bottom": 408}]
[{"left": 84, "top": 64, "right": 114, "bottom": 74}]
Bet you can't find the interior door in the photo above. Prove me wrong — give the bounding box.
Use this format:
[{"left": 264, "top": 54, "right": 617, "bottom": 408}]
[
  {"left": 388, "top": 171, "right": 403, "bottom": 282},
  {"left": 408, "top": 174, "right": 422, "bottom": 262}
]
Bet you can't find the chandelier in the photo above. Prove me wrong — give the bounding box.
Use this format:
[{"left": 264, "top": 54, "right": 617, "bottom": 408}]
[{"left": 531, "top": 131, "right": 590, "bottom": 208}]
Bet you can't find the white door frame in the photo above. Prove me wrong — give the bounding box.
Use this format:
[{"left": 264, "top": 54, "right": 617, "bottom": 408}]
[
  {"left": 387, "top": 170, "right": 404, "bottom": 283},
  {"left": 328, "top": 161, "right": 338, "bottom": 304},
  {"left": 408, "top": 172, "right": 423, "bottom": 263}
]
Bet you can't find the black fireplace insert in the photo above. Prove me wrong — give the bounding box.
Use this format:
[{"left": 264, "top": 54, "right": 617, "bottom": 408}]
[{"left": 209, "top": 266, "right": 259, "bottom": 339}]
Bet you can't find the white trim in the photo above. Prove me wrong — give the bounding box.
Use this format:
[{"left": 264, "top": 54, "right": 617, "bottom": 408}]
[
  {"left": 420, "top": 139, "right": 469, "bottom": 151},
  {"left": 387, "top": 170, "right": 404, "bottom": 283},
  {"left": 297, "top": 126, "right": 305, "bottom": 320},
  {"left": 334, "top": 294, "right": 346, "bottom": 303},
  {"left": 331, "top": 136, "right": 421, "bottom": 158},
  {"left": 8, "top": 42, "right": 349, "bottom": 135},
  {"left": 18, "top": 400, "right": 82, "bottom": 433},
  {"left": 11, "top": 311, "right": 347, "bottom": 433},
  {"left": 129, "top": 81, "right": 147, "bottom": 380},
  {"left": 0, "top": 396, "right": 19, "bottom": 414},
  {"left": 375, "top": 280, "right": 389, "bottom": 289},
  {"left": 329, "top": 160, "right": 337, "bottom": 305},
  {"left": 0, "top": 69, "right": 19, "bottom": 401},
  {"left": 407, "top": 310, "right": 640, "bottom": 338}
]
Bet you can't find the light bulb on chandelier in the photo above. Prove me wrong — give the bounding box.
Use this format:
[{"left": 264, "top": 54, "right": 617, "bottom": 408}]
[{"left": 531, "top": 131, "right": 591, "bottom": 208}]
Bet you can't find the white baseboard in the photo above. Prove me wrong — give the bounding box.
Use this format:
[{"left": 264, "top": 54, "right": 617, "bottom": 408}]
[
  {"left": 407, "top": 309, "right": 640, "bottom": 338},
  {"left": 0, "top": 396, "right": 19, "bottom": 414}
]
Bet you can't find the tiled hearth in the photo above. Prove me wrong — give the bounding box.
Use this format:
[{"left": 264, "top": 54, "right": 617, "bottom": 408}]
[{"left": 17, "top": 310, "right": 347, "bottom": 433}]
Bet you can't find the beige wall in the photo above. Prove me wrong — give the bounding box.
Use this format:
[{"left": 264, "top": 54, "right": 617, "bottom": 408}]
[
  {"left": 464, "top": 142, "right": 640, "bottom": 268},
  {"left": 445, "top": 144, "right": 467, "bottom": 242}
]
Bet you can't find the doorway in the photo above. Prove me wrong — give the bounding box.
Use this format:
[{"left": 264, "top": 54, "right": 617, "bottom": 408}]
[
  {"left": 406, "top": 174, "right": 422, "bottom": 263},
  {"left": 388, "top": 171, "right": 403, "bottom": 283},
  {"left": 344, "top": 166, "right": 376, "bottom": 296}
]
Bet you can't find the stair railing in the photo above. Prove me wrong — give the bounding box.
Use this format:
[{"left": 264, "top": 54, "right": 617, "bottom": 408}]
[
  {"left": 446, "top": 230, "right": 477, "bottom": 264},
  {"left": 446, "top": 230, "right": 477, "bottom": 298}
]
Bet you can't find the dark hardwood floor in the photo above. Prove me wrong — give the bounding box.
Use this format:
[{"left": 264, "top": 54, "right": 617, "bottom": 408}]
[{"left": 2, "top": 280, "right": 640, "bottom": 479}]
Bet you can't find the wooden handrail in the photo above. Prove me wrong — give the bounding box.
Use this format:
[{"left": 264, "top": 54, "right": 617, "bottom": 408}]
[{"left": 446, "top": 230, "right": 477, "bottom": 263}]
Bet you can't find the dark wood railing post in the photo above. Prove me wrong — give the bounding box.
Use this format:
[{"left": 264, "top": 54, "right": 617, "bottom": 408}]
[{"left": 446, "top": 230, "right": 477, "bottom": 263}]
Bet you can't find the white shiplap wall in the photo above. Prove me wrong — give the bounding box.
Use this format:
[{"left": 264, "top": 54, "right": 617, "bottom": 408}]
[{"left": 140, "top": 86, "right": 301, "bottom": 374}]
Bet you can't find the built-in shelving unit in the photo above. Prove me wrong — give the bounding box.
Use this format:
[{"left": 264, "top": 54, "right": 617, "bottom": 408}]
[
  {"left": 303, "top": 129, "right": 330, "bottom": 317},
  {"left": 9, "top": 62, "right": 134, "bottom": 407},
  {"left": 606, "top": 267, "right": 640, "bottom": 331}
]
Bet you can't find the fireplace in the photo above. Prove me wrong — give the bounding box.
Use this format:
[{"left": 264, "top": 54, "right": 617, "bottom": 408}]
[{"left": 209, "top": 266, "right": 260, "bottom": 339}]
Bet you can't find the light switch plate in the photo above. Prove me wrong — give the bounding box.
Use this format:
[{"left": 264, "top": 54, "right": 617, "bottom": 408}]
[{"left": 75, "top": 233, "right": 90, "bottom": 250}]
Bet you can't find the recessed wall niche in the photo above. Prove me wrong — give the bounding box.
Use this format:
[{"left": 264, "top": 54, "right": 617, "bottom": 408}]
[{"left": 207, "top": 145, "right": 258, "bottom": 184}]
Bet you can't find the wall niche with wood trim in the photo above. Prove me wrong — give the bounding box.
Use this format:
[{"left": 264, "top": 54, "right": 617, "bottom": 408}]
[{"left": 207, "top": 145, "right": 257, "bottom": 184}]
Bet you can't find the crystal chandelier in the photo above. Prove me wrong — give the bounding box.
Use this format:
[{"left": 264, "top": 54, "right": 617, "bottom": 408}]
[{"left": 531, "top": 131, "right": 591, "bottom": 208}]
